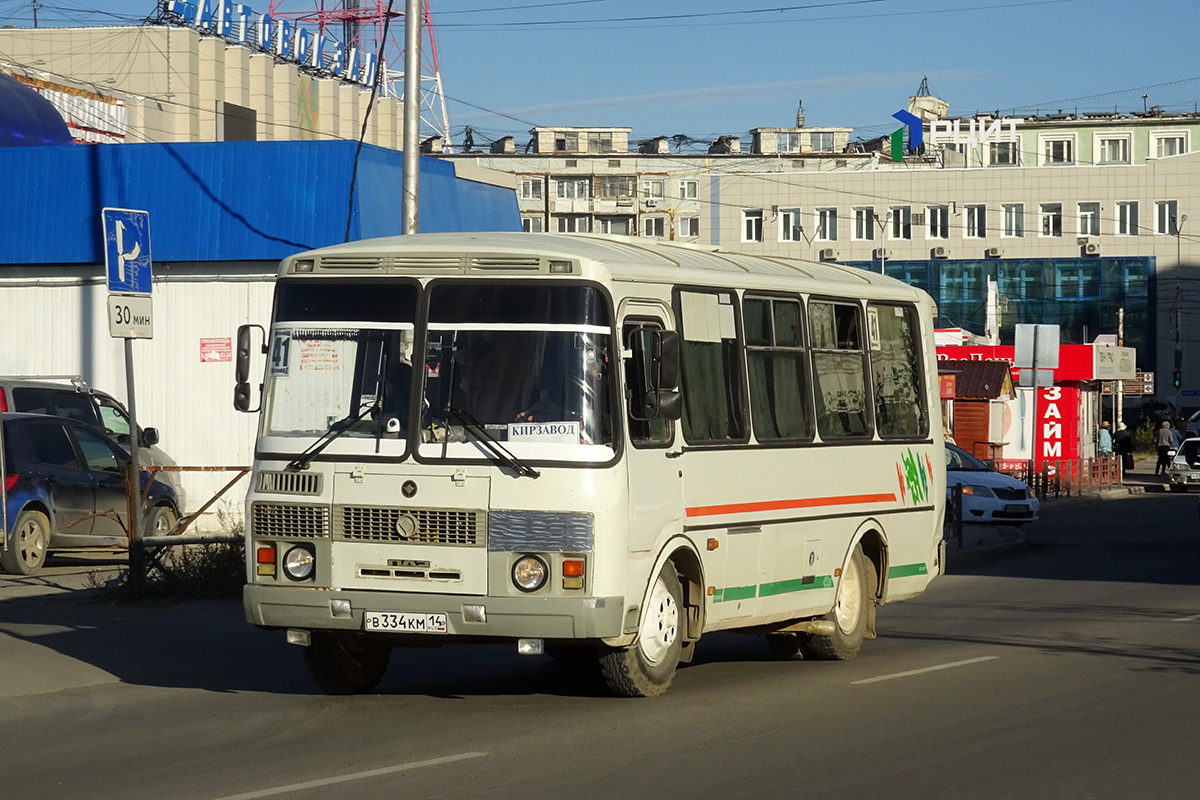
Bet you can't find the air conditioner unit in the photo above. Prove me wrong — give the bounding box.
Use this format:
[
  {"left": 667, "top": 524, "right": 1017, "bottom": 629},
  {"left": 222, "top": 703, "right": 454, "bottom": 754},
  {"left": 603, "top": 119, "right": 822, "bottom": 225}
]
[
  {"left": 872, "top": 248, "right": 890, "bottom": 260},
  {"left": 818, "top": 248, "right": 839, "bottom": 261},
  {"left": 931, "top": 246, "right": 950, "bottom": 259},
  {"left": 644, "top": 199, "right": 659, "bottom": 208},
  {"left": 1084, "top": 242, "right": 1101, "bottom": 255},
  {"left": 985, "top": 246, "right": 1004, "bottom": 258}
]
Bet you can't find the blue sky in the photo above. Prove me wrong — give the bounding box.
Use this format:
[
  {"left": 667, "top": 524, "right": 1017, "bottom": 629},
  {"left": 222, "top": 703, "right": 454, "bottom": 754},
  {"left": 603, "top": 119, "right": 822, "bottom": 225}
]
[{"left": 5, "top": 0, "right": 1200, "bottom": 151}]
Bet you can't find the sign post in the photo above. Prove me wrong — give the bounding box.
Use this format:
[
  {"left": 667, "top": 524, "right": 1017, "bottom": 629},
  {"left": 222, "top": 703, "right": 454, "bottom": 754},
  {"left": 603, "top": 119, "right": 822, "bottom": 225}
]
[{"left": 103, "top": 208, "right": 153, "bottom": 593}]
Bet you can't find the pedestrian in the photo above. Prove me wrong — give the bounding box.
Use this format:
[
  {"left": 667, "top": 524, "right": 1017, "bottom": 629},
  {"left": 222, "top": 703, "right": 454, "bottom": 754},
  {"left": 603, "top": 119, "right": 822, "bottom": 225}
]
[
  {"left": 1113, "top": 421, "right": 1134, "bottom": 472},
  {"left": 1155, "top": 420, "right": 1175, "bottom": 475},
  {"left": 1097, "top": 421, "right": 1112, "bottom": 456}
]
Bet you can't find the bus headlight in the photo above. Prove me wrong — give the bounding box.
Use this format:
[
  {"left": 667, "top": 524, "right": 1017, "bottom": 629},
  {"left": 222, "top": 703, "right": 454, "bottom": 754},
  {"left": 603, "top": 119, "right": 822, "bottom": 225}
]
[
  {"left": 282, "top": 545, "right": 316, "bottom": 581},
  {"left": 512, "top": 555, "right": 548, "bottom": 592}
]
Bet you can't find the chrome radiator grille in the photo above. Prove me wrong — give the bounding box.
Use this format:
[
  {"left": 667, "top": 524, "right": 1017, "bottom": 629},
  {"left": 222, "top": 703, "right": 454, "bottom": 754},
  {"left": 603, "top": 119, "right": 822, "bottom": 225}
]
[
  {"left": 337, "top": 506, "right": 485, "bottom": 546},
  {"left": 252, "top": 503, "right": 330, "bottom": 539}
]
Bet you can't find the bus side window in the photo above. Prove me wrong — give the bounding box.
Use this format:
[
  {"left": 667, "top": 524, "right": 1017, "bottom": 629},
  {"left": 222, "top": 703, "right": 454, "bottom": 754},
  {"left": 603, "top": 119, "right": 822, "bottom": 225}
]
[
  {"left": 623, "top": 322, "right": 671, "bottom": 446},
  {"left": 809, "top": 300, "right": 870, "bottom": 439},
  {"left": 868, "top": 303, "right": 927, "bottom": 438},
  {"left": 744, "top": 296, "right": 813, "bottom": 442},
  {"left": 674, "top": 289, "right": 747, "bottom": 444}
]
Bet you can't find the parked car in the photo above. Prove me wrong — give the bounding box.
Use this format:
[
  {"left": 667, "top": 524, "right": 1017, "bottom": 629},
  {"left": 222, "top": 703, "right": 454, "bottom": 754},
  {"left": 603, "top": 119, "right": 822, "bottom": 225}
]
[
  {"left": 1, "top": 413, "right": 180, "bottom": 575},
  {"left": 0, "top": 377, "right": 185, "bottom": 511},
  {"left": 1166, "top": 437, "right": 1200, "bottom": 492},
  {"left": 945, "top": 442, "right": 1040, "bottom": 524}
]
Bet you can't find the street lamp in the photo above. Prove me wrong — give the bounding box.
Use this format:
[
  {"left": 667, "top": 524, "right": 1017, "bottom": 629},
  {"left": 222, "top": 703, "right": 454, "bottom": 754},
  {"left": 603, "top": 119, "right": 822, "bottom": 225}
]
[{"left": 875, "top": 210, "right": 893, "bottom": 275}]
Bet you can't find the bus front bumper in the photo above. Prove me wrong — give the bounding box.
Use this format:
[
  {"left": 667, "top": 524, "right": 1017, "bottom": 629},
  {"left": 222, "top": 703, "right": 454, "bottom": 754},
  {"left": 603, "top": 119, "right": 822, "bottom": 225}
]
[{"left": 244, "top": 584, "right": 627, "bottom": 640}]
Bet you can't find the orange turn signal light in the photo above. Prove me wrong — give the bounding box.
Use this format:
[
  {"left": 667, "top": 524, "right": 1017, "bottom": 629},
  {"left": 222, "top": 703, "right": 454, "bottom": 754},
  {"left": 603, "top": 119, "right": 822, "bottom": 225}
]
[
  {"left": 257, "top": 546, "right": 276, "bottom": 564},
  {"left": 562, "top": 559, "right": 584, "bottom": 577}
]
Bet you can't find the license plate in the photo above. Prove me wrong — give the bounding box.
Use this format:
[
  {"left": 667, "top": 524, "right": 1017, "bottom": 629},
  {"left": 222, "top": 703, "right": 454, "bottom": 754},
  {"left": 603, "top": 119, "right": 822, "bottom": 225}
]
[
  {"left": 363, "top": 611, "right": 447, "bottom": 634},
  {"left": 1004, "top": 504, "right": 1030, "bottom": 514}
]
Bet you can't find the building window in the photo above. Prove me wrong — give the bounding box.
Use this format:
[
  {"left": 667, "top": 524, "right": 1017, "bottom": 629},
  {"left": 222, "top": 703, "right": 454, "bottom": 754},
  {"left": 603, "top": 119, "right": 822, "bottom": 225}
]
[
  {"left": 810, "top": 132, "right": 834, "bottom": 152},
  {"left": 678, "top": 179, "right": 698, "bottom": 199},
  {"left": 1042, "top": 137, "right": 1074, "bottom": 166},
  {"left": 743, "top": 210, "right": 763, "bottom": 242},
  {"left": 777, "top": 132, "right": 803, "bottom": 153},
  {"left": 1002, "top": 203, "right": 1024, "bottom": 238},
  {"left": 643, "top": 217, "right": 665, "bottom": 237},
  {"left": 598, "top": 176, "right": 635, "bottom": 199},
  {"left": 965, "top": 205, "right": 986, "bottom": 238},
  {"left": 1040, "top": 203, "right": 1063, "bottom": 237},
  {"left": 1157, "top": 200, "right": 1180, "bottom": 234},
  {"left": 585, "top": 131, "right": 612, "bottom": 152},
  {"left": 743, "top": 296, "right": 812, "bottom": 442},
  {"left": 889, "top": 206, "right": 912, "bottom": 240},
  {"left": 1117, "top": 201, "right": 1139, "bottom": 236},
  {"left": 927, "top": 205, "right": 949, "bottom": 239},
  {"left": 641, "top": 179, "right": 665, "bottom": 199},
  {"left": 1078, "top": 202, "right": 1101, "bottom": 236},
  {"left": 598, "top": 216, "right": 633, "bottom": 235},
  {"left": 556, "top": 215, "right": 590, "bottom": 233},
  {"left": 816, "top": 208, "right": 838, "bottom": 241},
  {"left": 520, "top": 178, "right": 543, "bottom": 200},
  {"left": 1097, "top": 135, "right": 1130, "bottom": 165},
  {"left": 1153, "top": 133, "right": 1187, "bottom": 158},
  {"left": 853, "top": 207, "right": 875, "bottom": 241},
  {"left": 554, "top": 132, "right": 579, "bottom": 151},
  {"left": 989, "top": 140, "right": 1019, "bottom": 166},
  {"left": 779, "top": 209, "right": 802, "bottom": 242},
  {"left": 555, "top": 178, "right": 589, "bottom": 199},
  {"left": 521, "top": 216, "right": 543, "bottom": 233},
  {"left": 678, "top": 217, "right": 700, "bottom": 238}
]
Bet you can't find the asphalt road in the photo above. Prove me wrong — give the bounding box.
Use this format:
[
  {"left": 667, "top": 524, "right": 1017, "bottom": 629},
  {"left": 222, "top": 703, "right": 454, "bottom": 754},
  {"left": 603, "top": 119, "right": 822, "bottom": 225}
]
[{"left": 1, "top": 493, "right": 1198, "bottom": 800}]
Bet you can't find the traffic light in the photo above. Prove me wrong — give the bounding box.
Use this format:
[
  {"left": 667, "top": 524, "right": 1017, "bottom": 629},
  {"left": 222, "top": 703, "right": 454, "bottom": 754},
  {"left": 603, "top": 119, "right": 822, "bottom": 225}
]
[{"left": 1174, "top": 370, "right": 1182, "bottom": 388}]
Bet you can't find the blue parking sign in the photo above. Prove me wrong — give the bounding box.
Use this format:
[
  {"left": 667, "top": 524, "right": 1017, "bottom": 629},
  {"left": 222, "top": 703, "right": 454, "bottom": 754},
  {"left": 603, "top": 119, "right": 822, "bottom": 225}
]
[{"left": 102, "top": 208, "right": 152, "bottom": 294}]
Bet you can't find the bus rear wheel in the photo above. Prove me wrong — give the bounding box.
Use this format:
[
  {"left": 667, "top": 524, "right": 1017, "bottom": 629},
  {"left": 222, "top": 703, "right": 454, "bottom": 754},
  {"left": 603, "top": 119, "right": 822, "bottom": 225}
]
[
  {"left": 304, "top": 632, "right": 392, "bottom": 694},
  {"left": 803, "top": 544, "right": 874, "bottom": 661},
  {"left": 599, "top": 562, "right": 683, "bottom": 697}
]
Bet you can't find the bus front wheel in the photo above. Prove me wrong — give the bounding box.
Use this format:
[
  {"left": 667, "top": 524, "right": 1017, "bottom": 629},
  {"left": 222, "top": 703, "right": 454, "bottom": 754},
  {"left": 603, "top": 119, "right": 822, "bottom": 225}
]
[
  {"left": 599, "top": 562, "right": 683, "bottom": 697},
  {"left": 304, "top": 632, "right": 392, "bottom": 694},
  {"left": 803, "top": 543, "right": 874, "bottom": 661}
]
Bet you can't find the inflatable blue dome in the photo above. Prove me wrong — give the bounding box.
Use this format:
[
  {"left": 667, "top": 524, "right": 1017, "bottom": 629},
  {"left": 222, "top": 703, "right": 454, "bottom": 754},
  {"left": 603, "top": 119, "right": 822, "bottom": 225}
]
[{"left": 0, "top": 72, "right": 72, "bottom": 147}]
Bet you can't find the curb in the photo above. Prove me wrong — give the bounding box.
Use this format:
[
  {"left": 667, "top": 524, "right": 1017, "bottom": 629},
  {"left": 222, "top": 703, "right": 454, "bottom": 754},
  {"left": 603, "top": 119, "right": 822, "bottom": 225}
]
[{"left": 1040, "top": 485, "right": 1146, "bottom": 510}]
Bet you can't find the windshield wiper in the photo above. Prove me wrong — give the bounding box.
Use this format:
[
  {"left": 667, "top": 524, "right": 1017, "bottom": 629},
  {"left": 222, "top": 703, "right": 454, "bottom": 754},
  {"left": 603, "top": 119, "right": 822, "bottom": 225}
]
[
  {"left": 288, "top": 399, "right": 379, "bottom": 471},
  {"left": 445, "top": 406, "right": 541, "bottom": 479}
]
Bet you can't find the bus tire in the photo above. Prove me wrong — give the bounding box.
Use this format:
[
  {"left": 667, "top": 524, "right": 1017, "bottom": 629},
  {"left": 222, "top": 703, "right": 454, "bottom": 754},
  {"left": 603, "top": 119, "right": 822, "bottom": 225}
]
[
  {"left": 803, "top": 544, "right": 873, "bottom": 661},
  {"left": 304, "top": 632, "right": 391, "bottom": 694},
  {"left": 599, "top": 562, "right": 683, "bottom": 697}
]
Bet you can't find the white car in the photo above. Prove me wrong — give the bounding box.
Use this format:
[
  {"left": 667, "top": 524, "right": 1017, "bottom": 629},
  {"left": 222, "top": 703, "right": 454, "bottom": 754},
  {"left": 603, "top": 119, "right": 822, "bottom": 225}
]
[
  {"left": 1167, "top": 437, "right": 1200, "bottom": 492},
  {"left": 946, "top": 443, "right": 1039, "bottom": 524}
]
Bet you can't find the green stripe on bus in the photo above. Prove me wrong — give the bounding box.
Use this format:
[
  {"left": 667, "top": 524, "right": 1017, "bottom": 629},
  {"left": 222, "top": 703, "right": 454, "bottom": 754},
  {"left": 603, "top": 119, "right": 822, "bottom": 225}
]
[
  {"left": 888, "top": 563, "right": 929, "bottom": 578},
  {"left": 758, "top": 575, "right": 835, "bottom": 597},
  {"left": 713, "top": 585, "right": 757, "bottom": 603}
]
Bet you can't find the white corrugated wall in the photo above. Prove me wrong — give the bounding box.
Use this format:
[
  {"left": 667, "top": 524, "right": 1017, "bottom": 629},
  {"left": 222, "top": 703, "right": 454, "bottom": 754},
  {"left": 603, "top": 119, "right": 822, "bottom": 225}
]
[{"left": 0, "top": 263, "right": 276, "bottom": 531}]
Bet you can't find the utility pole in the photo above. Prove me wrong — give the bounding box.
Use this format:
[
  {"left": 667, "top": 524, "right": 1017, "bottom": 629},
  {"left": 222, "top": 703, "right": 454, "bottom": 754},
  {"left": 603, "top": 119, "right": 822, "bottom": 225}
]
[
  {"left": 1117, "top": 306, "right": 1124, "bottom": 426},
  {"left": 32, "top": 0, "right": 38, "bottom": 27},
  {"left": 401, "top": 0, "right": 421, "bottom": 235}
]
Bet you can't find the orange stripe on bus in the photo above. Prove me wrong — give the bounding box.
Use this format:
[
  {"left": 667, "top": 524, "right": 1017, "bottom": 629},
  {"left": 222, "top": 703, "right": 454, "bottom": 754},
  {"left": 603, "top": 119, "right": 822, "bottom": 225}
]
[{"left": 685, "top": 493, "right": 898, "bottom": 518}]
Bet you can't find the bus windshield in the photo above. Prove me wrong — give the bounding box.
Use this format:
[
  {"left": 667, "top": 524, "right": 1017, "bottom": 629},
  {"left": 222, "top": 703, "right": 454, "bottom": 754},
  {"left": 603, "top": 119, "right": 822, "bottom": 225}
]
[
  {"left": 260, "top": 281, "right": 418, "bottom": 454},
  {"left": 419, "top": 283, "right": 615, "bottom": 464}
]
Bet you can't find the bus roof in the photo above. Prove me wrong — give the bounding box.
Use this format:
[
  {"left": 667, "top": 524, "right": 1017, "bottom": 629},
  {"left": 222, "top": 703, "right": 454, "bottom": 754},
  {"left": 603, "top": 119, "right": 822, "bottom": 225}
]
[{"left": 283, "top": 232, "right": 929, "bottom": 301}]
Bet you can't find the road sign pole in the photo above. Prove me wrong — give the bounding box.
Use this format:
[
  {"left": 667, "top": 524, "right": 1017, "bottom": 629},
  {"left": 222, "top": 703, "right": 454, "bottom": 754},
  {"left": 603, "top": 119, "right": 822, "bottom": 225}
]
[{"left": 125, "top": 337, "right": 144, "bottom": 593}]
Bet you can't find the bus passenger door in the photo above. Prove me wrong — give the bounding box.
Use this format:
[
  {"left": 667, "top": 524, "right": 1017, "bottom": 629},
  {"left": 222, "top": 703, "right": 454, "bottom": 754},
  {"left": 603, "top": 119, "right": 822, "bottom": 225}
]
[{"left": 620, "top": 305, "right": 683, "bottom": 557}]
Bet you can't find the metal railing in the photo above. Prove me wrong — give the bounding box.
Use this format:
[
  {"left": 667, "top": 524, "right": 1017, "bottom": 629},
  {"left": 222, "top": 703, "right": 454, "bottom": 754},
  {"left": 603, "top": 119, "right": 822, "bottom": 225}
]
[{"left": 990, "top": 457, "right": 1122, "bottom": 500}]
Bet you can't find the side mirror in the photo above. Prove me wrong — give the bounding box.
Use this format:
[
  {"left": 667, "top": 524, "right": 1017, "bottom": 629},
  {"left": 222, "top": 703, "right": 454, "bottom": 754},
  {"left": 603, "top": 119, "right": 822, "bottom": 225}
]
[
  {"left": 235, "top": 324, "right": 265, "bottom": 413},
  {"left": 629, "top": 328, "right": 683, "bottom": 421},
  {"left": 141, "top": 427, "right": 159, "bottom": 447}
]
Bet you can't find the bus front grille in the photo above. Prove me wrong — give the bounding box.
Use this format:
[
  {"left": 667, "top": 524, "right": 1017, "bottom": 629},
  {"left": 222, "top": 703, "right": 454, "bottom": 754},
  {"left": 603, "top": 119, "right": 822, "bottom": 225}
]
[
  {"left": 256, "top": 470, "right": 322, "bottom": 495},
  {"left": 337, "top": 506, "right": 485, "bottom": 546},
  {"left": 252, "top": 502, "right": 330, "bottom": 539}
]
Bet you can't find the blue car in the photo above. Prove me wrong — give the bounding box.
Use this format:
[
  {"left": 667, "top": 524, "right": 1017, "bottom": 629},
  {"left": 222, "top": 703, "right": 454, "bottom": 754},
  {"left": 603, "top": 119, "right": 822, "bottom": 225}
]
[{"left": 1, "top": 413, "right": 179, "bottom": 575}]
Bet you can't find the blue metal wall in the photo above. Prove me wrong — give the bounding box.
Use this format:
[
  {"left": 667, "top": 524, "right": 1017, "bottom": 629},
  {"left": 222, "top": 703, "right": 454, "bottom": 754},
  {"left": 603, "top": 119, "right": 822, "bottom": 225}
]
[{"left": 0, "top": 140, "right": 520, "bottom": 265}]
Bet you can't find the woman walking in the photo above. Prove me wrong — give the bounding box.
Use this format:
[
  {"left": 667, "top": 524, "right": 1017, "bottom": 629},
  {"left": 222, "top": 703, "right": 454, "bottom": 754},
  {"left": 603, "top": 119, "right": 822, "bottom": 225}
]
[{"left": 1155, "top": 421, "right": 1175, "bottom": 475}]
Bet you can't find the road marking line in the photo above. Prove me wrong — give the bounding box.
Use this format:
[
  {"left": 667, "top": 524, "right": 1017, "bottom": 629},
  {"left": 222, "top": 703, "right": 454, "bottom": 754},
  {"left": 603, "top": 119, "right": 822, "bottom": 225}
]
[
  {"left": 852, "top": 656, "right": 998, "bottom": 685},
  {"left": 1172, "top": 614, "right": 1200, "bottom": 622},
  {"left": 208, "top": 751, "right": 488, "bottom": 800}
]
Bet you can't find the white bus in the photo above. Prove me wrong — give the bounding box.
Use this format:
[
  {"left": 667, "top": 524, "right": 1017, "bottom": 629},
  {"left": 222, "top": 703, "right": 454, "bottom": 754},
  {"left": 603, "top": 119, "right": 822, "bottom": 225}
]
[{"left": 235, "top": 232, "right": 946, "bottom": 697}]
